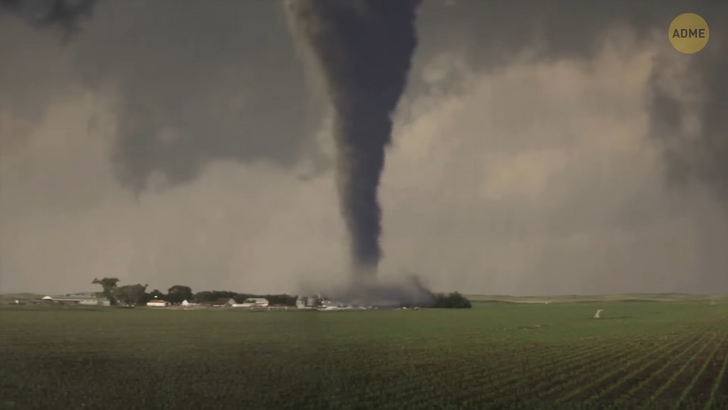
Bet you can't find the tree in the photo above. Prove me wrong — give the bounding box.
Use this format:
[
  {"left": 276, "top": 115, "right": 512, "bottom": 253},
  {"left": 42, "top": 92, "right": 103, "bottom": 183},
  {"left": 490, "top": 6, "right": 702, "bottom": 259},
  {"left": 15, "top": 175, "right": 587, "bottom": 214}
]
[
  {"left": 167, "top": 285, "right": 193, "bottom": 304},
  {"left": 148, "top": 289, "right": 166, "bottom": 300},
  {"left": 193, "top": 291, "right": 213, "bottom": 303},
  {"left": 92, "top": 277, "right": 120, "bottom": 306},
  {"left": 192, "top": 290, "right": 297, "bottom": 306},
  {"left": 113, "top": 284, "right": 148, "bottom": 306},
  {"left": 433, "top": 292, "right": 472, "bottom": 309},
  {"left": 195, "top": 290, "right": 236, "bottom": 303},
  {"left": 139, "top": 291, "right": 154, "bottom": 306},
  {"left": 264, "top": 294, "right": 297, "bottom": 306}
]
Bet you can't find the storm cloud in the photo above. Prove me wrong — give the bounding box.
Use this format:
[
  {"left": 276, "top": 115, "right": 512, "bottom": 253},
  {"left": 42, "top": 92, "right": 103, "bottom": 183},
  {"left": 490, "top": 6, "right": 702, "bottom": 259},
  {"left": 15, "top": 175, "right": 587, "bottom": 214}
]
[
  {"left": 1, "top": 0, "right": 727, "bottom": 295},
  {"left": 2, "top": 0, "right": 327, "bottom": 192}
]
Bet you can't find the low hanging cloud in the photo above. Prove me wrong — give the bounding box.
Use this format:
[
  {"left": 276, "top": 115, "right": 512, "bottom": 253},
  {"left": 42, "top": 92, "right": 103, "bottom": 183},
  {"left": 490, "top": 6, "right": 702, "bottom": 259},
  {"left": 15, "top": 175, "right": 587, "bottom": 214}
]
[
  {"left": 410, "top": 0, "right": 728, "bottom": 208},
  {"left": 380, "top": 37, "right": 728, "bottom": 295},
  {"left": 4, "top": 0, "right": 726, "bottom": 200},
  {"left": 1, "top": 0, "right": 327, "bottom": 192}
]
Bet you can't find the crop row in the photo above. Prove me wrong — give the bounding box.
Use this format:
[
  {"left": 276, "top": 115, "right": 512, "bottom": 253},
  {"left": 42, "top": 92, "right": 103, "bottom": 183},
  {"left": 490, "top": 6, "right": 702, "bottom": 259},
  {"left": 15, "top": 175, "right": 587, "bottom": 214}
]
[
  {"left": 288, "top": 319, "right": 728, "bottom": 409},
  {"left": 479, "top": 331, "right": 674, "bottom": 408},
  {"left": 307, "top": 318, "right": 728, "bottom": 409},
  {"left": 332, "top": 333, "right": 641, "bottom": 407},
  {"left": 549, "top": 317, "right": 728, "bottom": 408},
  {"left": 511, "top": 319, "right": 722, "bottom": 409},
  {"left": 507, "top": 323, "right": 715, "bottom": 409},
  {"left": 671, "top": 332, "right": 728, "bottom": 409},
  {"left": 583, "top": 318, "right": 727, "bottom": 408},
  {"left": 704, "top": 335, "right": 728, "bottom": 410},
  {"left": 605, "top": 330, "right": 720, "bottom": 409}
]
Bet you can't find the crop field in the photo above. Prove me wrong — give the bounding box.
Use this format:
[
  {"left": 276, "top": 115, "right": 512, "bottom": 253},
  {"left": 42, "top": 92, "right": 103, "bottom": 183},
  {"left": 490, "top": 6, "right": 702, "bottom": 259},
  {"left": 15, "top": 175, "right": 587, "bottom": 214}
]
[{"left": 2, "top": 300, "right": 728, "bottom": 409}]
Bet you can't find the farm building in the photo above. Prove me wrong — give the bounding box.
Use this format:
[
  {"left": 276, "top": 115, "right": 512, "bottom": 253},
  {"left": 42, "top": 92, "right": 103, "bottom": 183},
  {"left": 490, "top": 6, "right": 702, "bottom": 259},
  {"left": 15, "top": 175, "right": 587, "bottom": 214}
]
[
  {"left": 146, "top": 299, "right": 169, "bottom": 307},
  {"left": 40, "top": 295, "right": 110, "bottom": 306},
  {"left": 232, "top": 298, "right": 269, "bottom": 308},
  {"left": 296, "top": 295, "right": 320, "bottom": 309},
  {"left": 208, "top": 298, "right": 235, "bottom": 307}
]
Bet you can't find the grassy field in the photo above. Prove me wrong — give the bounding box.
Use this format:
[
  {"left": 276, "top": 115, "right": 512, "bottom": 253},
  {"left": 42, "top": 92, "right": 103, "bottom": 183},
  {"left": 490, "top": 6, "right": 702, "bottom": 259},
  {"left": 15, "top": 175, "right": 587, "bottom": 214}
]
[{"left": 2, "top": 300, "right": 727, "bottom": 409}]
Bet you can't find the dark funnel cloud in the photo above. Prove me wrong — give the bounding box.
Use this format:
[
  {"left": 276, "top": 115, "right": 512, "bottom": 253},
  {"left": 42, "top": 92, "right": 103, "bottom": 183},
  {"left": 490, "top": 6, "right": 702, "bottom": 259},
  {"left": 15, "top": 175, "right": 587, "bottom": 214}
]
[{"left": 289, "top": 0, "right": 421, "bottom": 276}]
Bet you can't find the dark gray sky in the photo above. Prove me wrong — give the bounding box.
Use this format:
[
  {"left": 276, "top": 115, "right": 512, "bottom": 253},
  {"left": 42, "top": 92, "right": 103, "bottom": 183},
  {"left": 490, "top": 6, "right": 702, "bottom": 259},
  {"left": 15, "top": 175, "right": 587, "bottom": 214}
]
[{"left": 1, "top": 0, "right": 727, "bottom": 295}]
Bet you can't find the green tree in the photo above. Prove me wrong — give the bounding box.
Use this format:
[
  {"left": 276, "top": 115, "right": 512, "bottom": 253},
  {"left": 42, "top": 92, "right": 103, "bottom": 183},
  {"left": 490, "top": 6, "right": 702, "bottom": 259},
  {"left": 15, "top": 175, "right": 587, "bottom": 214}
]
[
  {"left": 139, "top": 292, "right": 153, "bottom": 305},
  {"left": 260, "top": 294, "right": 297, "bottom": 306},
  {"left": 433, "top": 292, "right": 472, "bottom": 309},
  {"left": 193, "top": 291, "right": 213, "bottom": 303},
  {"left": 148, "top": 289, "right": 166, "bottom": 300},
  {"left": 113, "top": 284, "right": 148, "bottom": 306},
  {"left": 167, "top": 285, "right": 193, "bottom": 304},
  {"left": 195, "top": 290, "right": 236, "bottom": 303},
  {"left": 92, "top": 277, "right": 120, "bottom": 306}
]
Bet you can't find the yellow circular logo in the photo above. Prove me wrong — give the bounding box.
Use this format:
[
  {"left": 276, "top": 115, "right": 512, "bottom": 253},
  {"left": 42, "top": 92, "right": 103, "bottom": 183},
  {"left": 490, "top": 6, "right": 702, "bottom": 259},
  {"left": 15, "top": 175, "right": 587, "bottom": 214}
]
[{"left": 669, "top": 13, "right": 709, "bottom": 54}]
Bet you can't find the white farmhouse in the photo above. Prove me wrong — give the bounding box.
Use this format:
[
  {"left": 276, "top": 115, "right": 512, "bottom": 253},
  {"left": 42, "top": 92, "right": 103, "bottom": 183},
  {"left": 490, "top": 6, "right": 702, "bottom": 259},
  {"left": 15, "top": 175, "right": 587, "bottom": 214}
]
[
  {"left": 296, "top": 296, "right": 306, "bottom": 309},
  {"left": 209, "top": 298, "right": 236, "bottom": 308},
  {"left": 41, "top": 295, "right": 110, "bottom": 306},
  {"left": 232, "top": 298, "right": 269, "bottom": 308},
  {"left": 147, "top": 299, "right": 169, "bottom": 307}
]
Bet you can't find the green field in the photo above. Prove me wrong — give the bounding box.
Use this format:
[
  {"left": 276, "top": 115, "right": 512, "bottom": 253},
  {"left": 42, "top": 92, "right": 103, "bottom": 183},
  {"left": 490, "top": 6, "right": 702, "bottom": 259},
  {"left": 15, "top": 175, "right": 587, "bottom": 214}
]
[{"left": 2, "top": 300, "right": 728, "bottom": 409}]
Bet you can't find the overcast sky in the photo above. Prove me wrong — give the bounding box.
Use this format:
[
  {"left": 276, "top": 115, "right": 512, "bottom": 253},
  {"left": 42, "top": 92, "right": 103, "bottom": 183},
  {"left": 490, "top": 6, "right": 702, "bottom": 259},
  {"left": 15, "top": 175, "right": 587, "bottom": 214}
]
[{"left": 1, "top": 0, "right": 727, "bottom": 296}]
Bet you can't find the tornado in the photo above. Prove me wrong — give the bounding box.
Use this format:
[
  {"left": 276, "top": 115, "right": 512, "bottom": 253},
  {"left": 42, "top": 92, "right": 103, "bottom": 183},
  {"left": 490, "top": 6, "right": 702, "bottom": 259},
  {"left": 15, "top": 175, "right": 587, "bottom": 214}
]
[{"left": 289, "top": 0, "right": 421, "bottom": 277}]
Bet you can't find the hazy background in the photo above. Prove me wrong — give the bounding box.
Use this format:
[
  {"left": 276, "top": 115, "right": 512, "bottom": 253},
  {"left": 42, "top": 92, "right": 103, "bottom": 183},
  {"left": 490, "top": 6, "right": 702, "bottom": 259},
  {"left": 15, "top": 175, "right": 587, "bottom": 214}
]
[{"left": 1, "top": 0, "right": 727, "bottom": 295}]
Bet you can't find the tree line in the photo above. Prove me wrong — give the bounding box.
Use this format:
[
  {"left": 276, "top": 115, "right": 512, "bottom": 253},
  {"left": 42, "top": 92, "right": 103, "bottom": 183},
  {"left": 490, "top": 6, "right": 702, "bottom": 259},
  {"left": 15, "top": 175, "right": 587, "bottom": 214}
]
[
  {"left": 432, "top": 292, "right": 472, "bottom": 309},
  {"left": 91, "top": 277, "right": 471, "bottom": 308},
  {"left": 91, "top": 278, "right": 297, "bottom": 306}
]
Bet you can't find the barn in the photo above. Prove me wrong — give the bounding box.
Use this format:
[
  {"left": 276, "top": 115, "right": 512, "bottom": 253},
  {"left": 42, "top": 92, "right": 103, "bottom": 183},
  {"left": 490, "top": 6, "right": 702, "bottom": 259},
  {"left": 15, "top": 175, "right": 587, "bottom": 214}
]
[
  {"left": 232, "top": 298, "right": 269, "bottom": 308},
  {"left": 146, "top": 299, "right": 169, "bottom": 307},
  {"left": 209, "top": 298, "right": 235, "bottom": 307}
]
